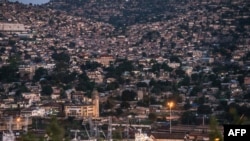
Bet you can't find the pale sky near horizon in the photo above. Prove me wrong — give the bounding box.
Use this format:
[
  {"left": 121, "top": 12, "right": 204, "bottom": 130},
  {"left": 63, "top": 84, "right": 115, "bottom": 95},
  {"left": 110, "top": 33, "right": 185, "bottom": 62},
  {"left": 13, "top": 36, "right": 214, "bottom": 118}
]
[{"left": 9, "top": 0, "right": 50, "bottom": 5}]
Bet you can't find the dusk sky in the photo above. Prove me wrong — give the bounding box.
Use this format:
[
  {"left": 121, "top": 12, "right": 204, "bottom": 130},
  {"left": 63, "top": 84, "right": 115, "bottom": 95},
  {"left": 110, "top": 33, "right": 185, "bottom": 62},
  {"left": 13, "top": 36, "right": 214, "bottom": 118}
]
[{"left": 10, "top": 0, "right": 50, "bottom": 5}]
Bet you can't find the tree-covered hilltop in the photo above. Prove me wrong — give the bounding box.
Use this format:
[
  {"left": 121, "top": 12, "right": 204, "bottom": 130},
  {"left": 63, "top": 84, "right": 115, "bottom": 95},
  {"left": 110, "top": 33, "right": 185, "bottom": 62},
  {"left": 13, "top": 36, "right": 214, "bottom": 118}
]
[
  {"left": 52, "top": 0, "right": 183, "bottom": 27},
  {"left": 50, "top": 0, "right": 250, "bottom": 55},
  {"left": 52, "top": 0, "right": 250, "bottom": 29}
]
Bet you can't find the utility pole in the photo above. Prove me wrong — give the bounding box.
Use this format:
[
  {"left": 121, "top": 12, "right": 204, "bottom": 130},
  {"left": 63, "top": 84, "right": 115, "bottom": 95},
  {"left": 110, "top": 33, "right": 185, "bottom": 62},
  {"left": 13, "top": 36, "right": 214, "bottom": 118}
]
[
  {"left": 70, "top": 129, "right": 80, "bottom": 141},
  {"left": 107, "top": 116, "right": 112, "bottom": 141}
]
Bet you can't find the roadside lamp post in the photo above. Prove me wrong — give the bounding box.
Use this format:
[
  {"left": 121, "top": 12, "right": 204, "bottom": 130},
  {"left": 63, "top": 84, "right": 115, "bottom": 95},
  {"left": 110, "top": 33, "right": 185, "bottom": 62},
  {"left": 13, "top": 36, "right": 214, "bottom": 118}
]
[
  {"left": 214, "top": 138, "right": 220, "bottom": 141},
  {"left": 168, "top": 102, "right": 174, "bottom": 134},
  {"left": 16, "top": 117, "right": 21, "bottom": 130}
]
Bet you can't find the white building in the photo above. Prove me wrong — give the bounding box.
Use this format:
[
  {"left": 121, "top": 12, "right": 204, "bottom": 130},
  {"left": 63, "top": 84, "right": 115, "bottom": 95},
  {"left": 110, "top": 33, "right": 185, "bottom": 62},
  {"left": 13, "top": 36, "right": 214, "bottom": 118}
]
[
  {"left": 0, "top": 23, "right": 26, "bottom": 33},
  {"left": 22, "top": 92, "right": 40, "bottom": 102}
]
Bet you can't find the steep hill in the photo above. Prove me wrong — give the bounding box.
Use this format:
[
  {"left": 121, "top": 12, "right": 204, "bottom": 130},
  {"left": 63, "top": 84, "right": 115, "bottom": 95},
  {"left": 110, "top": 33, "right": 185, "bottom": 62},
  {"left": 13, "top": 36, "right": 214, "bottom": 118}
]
[{"left": 52, "top": 0, "right": 187, "bottom": 27}]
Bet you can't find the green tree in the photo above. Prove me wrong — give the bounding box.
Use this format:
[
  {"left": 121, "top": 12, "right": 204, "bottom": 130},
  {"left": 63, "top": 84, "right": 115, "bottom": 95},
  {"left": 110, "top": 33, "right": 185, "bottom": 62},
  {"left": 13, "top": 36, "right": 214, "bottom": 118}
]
[
  {"left": 229, "top": 107, "right": 246, "bottom": 125},
  {"left": 33, "top": 67, "right": 48, "bottom": 82},
  {"left": 21, "top": 132, "right": 43, "bottom": 141},
  {"left": 191, "top": 73, "right": 200, "bottom": 82},
  {"left": 170, "top": 55, "right": 180, "bottom": 63},
  {"left": 52, "top": 71, "right": 77, "bottom": 84},
  {"left": 148, "top": 113, "right": 157, "bottom": 122},
  {"left": 209, "top": 116, "right": 223, "bottom": 141},
  {"left": 180, "top": 111, "right": 196, "bottom": 125},
  {"left": 136, "top": 82, "right": 148, "bottom": 88},
  {"left": 52, "top": 52, "right": 70, "bottom": 73},
  {"left": 60, "top": 89, "right": 67, "bottom": 99},
  {"left": 174, "top": 68, "right": 185, "bottom": 77},
  {"left": 0, "top": 65, "right": 19, "bottom": 83},
  {"left": 183, "top": 100, "right": 192, "bottom": 110},
  {"left": 54, "top": 61, "right": 69, "bottom": 72},
  {"left": 41, "top": 85, "right": 53, "bottom": 96},
  {"left": 141, "top": 30, "right": 160, "bottom": 42},
  {"left": 120, "top": 101, "right": 130, "bottom": 109},
  {"left": 15, "top": 83, "right": 30, "bottom": 99},
  {"left": 75, "top": 72, "right": 95, "bottom": 92},
  {"left": 243, "top": 51, "right": 250, "bottom": 61},
  {"left": 104, "top": 99, "right": 115, "bottom": 109},
  {"left": 150, "top": 63, "right": 161, "bottom": 72},
  {"left": 189, "top": 86, "right": 202, "bottom": 96},
  {"left": 178, "top": 76, "right": 190, "bottom": 86},
  {"left": 121, "top": 90, "right": 137, "bottom": 101},
  {"left": 52, "top": 52, "right": 70, "bottom": 63},
  {"left": 106, "top": 81, "right": 119, "bottom": 90},
  {"left": 197, "top": 105, "right": 212, "bottom": 115},
  {"left": 46, "top": 117, "right": 65, "bottom": 141},
  {"left": 80, "top": 61, "right": 102, "bottom": 71},
  {"left": 162, "top": 62, "right": 173, "bottom": 72},
  {"left": 116, "top": 108, "right": 123, "bottom": 116},
  {"left": 118, "top": 60, "right": 134, "bottom": 72}
]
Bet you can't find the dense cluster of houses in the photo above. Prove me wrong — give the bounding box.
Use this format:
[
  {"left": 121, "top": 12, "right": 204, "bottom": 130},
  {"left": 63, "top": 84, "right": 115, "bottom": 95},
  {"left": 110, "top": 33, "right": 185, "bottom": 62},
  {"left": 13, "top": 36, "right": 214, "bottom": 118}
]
[{"left": 0, "top": 0, "right": 249, "bottom": 140}]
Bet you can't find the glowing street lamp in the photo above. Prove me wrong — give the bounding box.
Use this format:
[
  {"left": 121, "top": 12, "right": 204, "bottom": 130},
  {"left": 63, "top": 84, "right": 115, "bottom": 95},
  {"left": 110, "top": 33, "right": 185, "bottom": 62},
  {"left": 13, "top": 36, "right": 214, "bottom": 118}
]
[
  {"left": 214, "top": 138, "right": 220, "bottom": 141},
  {"left": 16, "top": 117, "right": 21, "bottom": 122},
  {"left": 167, "top": 102, "right": 174, "bottom": 134},
  {"left": 16, "top": 117, "right": 21, "bottom": 130}
]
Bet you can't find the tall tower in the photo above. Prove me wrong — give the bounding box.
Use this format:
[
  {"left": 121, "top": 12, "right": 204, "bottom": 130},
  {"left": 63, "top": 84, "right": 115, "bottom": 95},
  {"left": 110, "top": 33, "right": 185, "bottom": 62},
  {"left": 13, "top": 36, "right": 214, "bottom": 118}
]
[{"left": 92, "top": 89, "right": 99, "bottom": 118}]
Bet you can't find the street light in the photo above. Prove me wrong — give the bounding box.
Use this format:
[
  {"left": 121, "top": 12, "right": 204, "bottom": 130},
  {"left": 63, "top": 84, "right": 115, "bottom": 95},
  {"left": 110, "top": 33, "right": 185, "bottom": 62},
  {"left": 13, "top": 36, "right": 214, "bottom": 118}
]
[
  {"left": 168, "top": 101, "right": 174, "bottom": 134},
  {"left": 16, "top": 117, "right": 21, "bottom": 130},
  {"left": 214, "top": 138, "right": 220, "bottom": 141},
  {"left": 16, "top": 117, "right": 21, "bottom": 122}
]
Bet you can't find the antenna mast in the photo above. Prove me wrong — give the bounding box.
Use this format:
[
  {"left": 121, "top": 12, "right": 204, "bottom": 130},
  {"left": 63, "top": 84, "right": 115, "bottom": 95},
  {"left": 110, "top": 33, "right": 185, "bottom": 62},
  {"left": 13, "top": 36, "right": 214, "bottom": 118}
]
[
  {"left": 70, "top": 129, "right": 80, "bottom": 141},
  {"left": 24, "top": 115, "right": 29, "bottom": 133},
  {"left": 88, "top": 117, "right": 94, "bottom": 138},
  {"left": 107, "top": 116, "right": 112, "bottom": 141}
]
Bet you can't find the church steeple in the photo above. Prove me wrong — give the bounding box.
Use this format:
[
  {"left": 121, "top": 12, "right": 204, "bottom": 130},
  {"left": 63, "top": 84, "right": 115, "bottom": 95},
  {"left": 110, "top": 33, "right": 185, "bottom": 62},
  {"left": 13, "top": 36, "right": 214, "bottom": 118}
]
[
  {"left": 92, "top": 89, "right": 99, "bottom": 117},
  {"left": 92, "top": 88, "right": 99, "bottom": 99}
]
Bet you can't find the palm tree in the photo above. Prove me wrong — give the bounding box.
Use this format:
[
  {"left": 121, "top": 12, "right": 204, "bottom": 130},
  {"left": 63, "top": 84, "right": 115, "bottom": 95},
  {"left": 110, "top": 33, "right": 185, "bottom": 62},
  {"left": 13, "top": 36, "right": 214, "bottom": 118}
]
[{"left": 209, "top": 116, "right": 223, "bottom": 141}]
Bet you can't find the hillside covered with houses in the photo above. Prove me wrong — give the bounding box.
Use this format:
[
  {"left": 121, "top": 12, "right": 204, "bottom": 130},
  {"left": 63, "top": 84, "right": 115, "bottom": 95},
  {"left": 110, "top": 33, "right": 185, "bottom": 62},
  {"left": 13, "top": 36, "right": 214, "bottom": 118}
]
[{"left": 0, "top": 0, "right": 250, "bottom": 140}]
